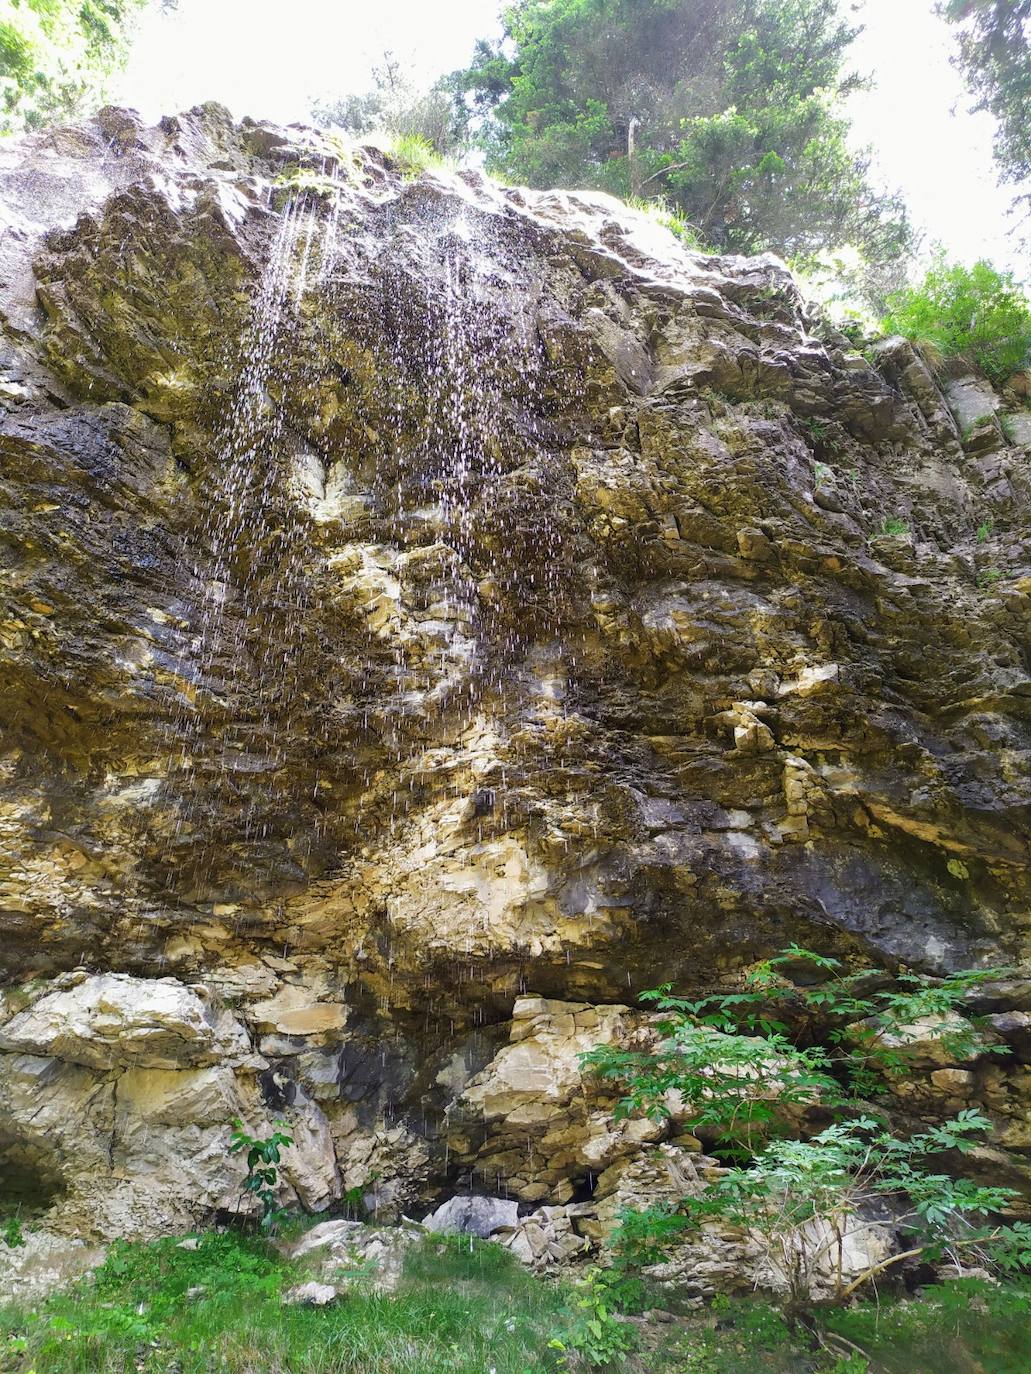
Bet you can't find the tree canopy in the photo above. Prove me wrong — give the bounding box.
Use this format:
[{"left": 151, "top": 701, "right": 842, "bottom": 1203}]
[
  {"left": 0, "top": 0, "right": 151, "bottom": 135},
  {"left": 451, "top": 0, "right": 912, "bottom": 264},
  {"left": 941, "top": 1, "right": 1031, "bottom": 216}
]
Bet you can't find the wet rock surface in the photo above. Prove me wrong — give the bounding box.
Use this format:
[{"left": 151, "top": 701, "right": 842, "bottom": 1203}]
[{"left": 0, "top": 105, "right": 1030, "bottom": 1251}]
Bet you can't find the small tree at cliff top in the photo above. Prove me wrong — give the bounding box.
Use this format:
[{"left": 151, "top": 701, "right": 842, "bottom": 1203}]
[{"left": 582, "top": 948, "right": 1031, "bottom": 1322}]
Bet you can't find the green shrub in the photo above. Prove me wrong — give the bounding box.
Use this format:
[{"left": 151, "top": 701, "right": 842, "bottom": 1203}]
[
  {"left": 978, "top": 567, "right": 1003, "bottom": 592},
  {"left": 881, "top": 257, "right": 1031, "bottom": 383},
  {"left": 1, "top": 1215, "right": 25, "bottom": 1248},
  {"left": 582, "top": 948, "right": 1024, "bottom": 1324},
  {"left": 547, "top": 1269, "right": 636, "bottom": 1369}
]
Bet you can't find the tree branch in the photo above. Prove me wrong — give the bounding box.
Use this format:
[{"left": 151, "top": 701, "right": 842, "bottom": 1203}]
[
  {"left": 839, "top": 1233, "right": 996, "bottom": 1301},
  {"left": 638, "top": 159, "right": 695, "bottom": 189}
]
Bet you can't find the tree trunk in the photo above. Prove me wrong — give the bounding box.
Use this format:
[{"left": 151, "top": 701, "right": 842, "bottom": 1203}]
[{"left": 628, "top": 116, "right": 641, "bottom": 196}]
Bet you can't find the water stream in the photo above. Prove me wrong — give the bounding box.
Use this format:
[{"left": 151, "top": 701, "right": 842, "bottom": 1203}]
[{"left": 166, "top": 166, "right": 570, "bottom": 921}]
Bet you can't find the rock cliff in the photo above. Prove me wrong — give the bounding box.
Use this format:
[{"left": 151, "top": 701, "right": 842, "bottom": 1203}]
[{"left": 1, "top": 104, "right": 1030, "bottom": 1255}]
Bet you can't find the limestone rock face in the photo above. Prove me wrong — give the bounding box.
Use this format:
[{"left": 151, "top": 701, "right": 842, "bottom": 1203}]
[
  {"left": 447, "top": 997, "right": 668, "bottom": 1203},
  {"left": 0, "top": 105, "right": 1030, "bottom": 1249},
  {"left": 0, "top": 972, "right": 252, "bottom": 1068}
]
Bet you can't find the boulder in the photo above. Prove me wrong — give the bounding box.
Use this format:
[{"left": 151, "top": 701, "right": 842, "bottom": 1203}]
[
  {"left": 286, "top": 1219, "right": 419, "bottom": 1293},
  {"left": 422, "top": 1195, "right": 520, "bottom": 1239},
  {"left": 283, "top": 1280, "right": 338, "bottom": 1306}
]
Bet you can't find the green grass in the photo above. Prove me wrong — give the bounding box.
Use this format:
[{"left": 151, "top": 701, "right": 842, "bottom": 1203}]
[
  {"left": 978, "top": 566, "right": 1003, "bottom": 592},
  {"left": 3, "top": 1232, "right": 1030, "bottom": 1374},
  {"left": 0, "top": 1230, "right": 575, "bottom": 1374},
  {"left": 388, "top": 133, "right": 449, "bottom": 180},
  {"left": 653, "top": 1281, "right": 1031, "bottom": 1373},
  {"left": 827, "top": 1278, "right": 1031, "bottom": 1374},
  {"left": 623, "top": 196, "right": 709, "bottom": 250}
]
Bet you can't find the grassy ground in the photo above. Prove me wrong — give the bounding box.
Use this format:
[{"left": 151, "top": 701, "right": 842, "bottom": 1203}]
[
  {"left": 0, "top": 1230, "right": 572, "bottom": 1374},
  {"left": 1, "top": 1229, "right": 1029, "bottom": 1373},
  {"left": 651, "top": 1280, "right": 1031, "bottom": 1374}
]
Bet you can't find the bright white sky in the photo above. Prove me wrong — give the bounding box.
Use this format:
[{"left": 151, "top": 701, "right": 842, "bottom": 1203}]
[{"left": 115, "top": 0, "right": 1024, "bottom": 277}]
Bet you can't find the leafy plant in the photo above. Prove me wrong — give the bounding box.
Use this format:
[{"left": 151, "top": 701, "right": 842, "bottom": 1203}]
[
  {"left": 881, "top": 256, "right": 1031, "bottom": 383},
  {"left": 583, "top": 999, "right": 839, "bottom": 1158},
  {"left": 877, "top": 517, "right": 909, "bottom": 537},
  {"left": 978, "top": 566, "right": 1003, "bottom": 591},
  {"left": 976, "top": 516, "right": 995, "bottom": 543},
  {"left": 548, "top": 1269, "right": 636, "bottom": 1368},
  {"left": 1, "top": 1214, "right": 25, "bottom": 1248},
  {"left": 229, "top": 1118, "right": 294, "bottom": 1231},
  {"left": 582, "top": 948, "right": 1021, "bottom": 1322},
  {"left": 686, "top": 1113, "right": 1016, "bottom": 1318},
  {"left": 610, "top": 1201, "right": 693, "bottom": 1268}
]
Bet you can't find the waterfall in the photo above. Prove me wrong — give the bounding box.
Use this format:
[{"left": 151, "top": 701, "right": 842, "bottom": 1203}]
[
  {"left": 167, "top": 184, "right": 331, "bottom": 882},
  {"left": 165, "top": 165, "right": 564, "bottom": 892}
]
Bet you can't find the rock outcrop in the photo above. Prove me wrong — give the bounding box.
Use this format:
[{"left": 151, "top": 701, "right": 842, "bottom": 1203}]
[{"left": 1, "top": 104, "right": 1030, "bottom": 1254}]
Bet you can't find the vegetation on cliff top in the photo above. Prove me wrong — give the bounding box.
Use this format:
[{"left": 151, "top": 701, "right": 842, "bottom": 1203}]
[
  {"left": 880, "top": 255, "right": 1031, "bottom": 382},
  {"left": 0, "top": 0, "right": 158, "bottom": 135},
  {"left": 448, "top": 0, "right": 912, "bottom": 267}
]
